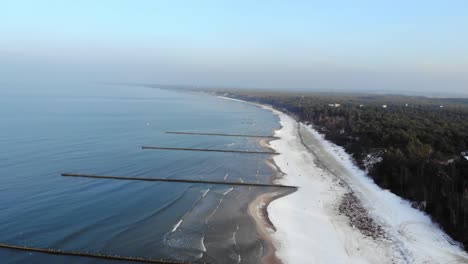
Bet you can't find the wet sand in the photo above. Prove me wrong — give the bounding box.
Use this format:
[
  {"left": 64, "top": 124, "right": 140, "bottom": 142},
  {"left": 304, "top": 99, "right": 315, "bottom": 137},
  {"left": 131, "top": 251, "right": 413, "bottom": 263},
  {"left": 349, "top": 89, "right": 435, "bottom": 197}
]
[
  {"left": 199, "top": 186, "right": 266, "bottom": 263},
  {"left": 247, "top": 137, "right": 295, "bottom": 264},
  {"left": 198, "top": 136, "right": 291, "bottom": 264},
  {"left": 247, "top": 188, "right": 295, "bottom": 264},
  {"left": 209, "top": 96, "right": 293, "bottom": 264}
]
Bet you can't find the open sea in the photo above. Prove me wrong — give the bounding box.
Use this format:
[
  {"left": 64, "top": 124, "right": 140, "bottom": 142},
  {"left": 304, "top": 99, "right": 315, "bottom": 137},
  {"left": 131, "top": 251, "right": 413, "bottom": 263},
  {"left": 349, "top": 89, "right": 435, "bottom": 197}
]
[{"left": 0, "top": 83, "right": 279, "bottom": 263}]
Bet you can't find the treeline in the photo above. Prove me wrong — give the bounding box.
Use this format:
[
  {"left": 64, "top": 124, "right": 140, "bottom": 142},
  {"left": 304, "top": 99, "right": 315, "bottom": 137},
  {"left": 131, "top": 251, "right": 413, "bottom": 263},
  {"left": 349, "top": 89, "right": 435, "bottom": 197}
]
[{"left": 216, "top": 90, "right": 468, "bottom": 249}]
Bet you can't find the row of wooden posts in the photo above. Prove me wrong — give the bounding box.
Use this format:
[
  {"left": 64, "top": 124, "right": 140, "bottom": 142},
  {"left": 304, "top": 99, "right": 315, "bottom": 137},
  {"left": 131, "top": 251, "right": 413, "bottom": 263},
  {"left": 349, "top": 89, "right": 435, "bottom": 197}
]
[{"left": 4, "top": 132, "right": 294, "bottom": 263}]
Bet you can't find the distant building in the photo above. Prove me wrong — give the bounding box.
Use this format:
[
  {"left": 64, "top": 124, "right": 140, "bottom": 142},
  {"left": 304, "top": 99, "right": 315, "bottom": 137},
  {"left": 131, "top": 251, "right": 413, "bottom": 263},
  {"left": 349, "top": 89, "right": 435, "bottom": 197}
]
[
  {"left": 382, "top": 105, "right": 387, "bottom": 108},
  {"left": 405, "top": 103, "right": 409, "bottom": 107},
  {"left": 359, "top": 104, "right": 364, "bottom": 107},
  {"left": 440, "top": 105, "right": 444, "bottom": 108},
  {"left": 328, "top": 103, "right": 341, "bottom": 107}
]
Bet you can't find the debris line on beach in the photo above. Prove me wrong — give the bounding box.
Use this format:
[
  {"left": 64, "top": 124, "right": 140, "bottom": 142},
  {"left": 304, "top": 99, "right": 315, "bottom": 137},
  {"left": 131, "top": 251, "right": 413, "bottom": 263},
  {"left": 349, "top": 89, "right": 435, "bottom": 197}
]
[
  {"left": 165, "top": 131, "right": 279, "bottom": 139},
  {"left": 61, "top": 173, "right": 298, "bottom": 189},
  {"left": 141, "top": 146, "right": 279, "bottom": 155},
  {"left": 0, "top": 243, "right": 191, "bottom": 263}
]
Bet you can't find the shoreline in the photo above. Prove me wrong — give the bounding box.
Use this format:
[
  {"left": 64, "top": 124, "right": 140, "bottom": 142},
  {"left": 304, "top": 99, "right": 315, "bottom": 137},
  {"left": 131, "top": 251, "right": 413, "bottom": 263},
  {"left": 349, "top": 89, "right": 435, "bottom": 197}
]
[
  {"left": 138, "top": 90, "right": 285, "bottom": 263},
  {"left": 220, "top": 95, "right": 468, "bottom": 264},
  {"left": 246, "top": 135, "right": 293, "bottom": 264},
  {"left": 218, "top": 96, "right": 292, "bottom": 264},
  {"left": 253, "top": 101, "right": 405, "bottom": 263},
  {"left": 247, "top": 190, "right": 291, "bottom": 264},
  {"left": 220, "top": 95, "right": 391, "bottom": 263}
]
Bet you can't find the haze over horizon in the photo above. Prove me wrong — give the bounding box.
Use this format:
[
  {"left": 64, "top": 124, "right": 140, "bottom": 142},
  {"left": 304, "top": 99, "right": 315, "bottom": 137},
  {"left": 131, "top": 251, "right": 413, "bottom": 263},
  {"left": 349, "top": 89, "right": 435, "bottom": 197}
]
[{"left": 1, "top": 1, "right": 467, "bottom": 96}]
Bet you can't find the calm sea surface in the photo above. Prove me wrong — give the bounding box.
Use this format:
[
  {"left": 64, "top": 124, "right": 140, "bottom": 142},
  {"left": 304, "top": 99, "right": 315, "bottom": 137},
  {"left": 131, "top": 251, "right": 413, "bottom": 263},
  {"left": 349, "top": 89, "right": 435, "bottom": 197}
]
[{"left": 0, "top": 83, "right": 279, "bottom": 263}]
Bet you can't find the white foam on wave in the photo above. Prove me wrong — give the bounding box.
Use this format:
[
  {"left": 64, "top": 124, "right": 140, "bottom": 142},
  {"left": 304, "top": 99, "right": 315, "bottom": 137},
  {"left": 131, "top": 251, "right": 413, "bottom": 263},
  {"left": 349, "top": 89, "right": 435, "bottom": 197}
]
[
  {"left": 229, "top": 224, "right": 240, "bottom": 246},
  {"left": 200, "top": 235, "right": 207, "bottom": 252},
  {"left": 217, "top": 96, "right": 247, "bottom": 103},
  {"left": 171, "top": 219, "right": 183, "bottom": 233},
  {"left": 234, "top": 224, "right": 242, "bottom": 263},
  {"left": 205, "top": 187, "right": 234, "bottom": 224},
  {"left": 223, "top": 187, "right": 234, "bottom": 196},
  {"left": 202, "top": 188, "right": 210, "bottom": 198}
]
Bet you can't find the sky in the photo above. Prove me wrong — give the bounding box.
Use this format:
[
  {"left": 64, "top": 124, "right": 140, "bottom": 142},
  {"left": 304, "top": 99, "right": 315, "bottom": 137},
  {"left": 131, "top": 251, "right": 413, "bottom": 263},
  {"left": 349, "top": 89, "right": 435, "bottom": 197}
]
[{"left": 1, "top": 0, "right": 467, "bottom": 95}]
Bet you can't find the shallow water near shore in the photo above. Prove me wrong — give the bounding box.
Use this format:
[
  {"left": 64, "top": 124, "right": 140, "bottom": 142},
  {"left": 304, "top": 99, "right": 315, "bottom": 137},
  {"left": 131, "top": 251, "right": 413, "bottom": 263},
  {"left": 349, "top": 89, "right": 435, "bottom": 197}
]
[{"left": 0, "top": 83, "right": 280, "bottom": 263}]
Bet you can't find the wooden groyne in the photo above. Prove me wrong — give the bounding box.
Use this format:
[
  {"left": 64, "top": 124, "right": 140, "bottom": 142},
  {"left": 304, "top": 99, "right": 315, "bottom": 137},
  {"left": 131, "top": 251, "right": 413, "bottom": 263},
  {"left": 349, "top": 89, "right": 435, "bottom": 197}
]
[
  {"left": 165, "top": 131, "right": 279, "bottom": 139},
  {"left": 141, "top": 146, "right": 279, "bottom": 155},
  {"left": 0, "top": 243, "right": 190, "bottom": 264},
  {"left": 61, "top": 173, "right": 298, "bottom": 189}
]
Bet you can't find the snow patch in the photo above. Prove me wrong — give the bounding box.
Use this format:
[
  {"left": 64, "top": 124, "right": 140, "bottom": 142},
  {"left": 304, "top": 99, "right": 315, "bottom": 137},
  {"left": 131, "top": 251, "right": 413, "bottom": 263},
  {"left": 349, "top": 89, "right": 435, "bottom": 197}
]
[
  {"left": 266, "top": 109, "right": 395, "bottom": 264},
  {"left": 363, "top": 151, "right": 383, "bottom": 171}
]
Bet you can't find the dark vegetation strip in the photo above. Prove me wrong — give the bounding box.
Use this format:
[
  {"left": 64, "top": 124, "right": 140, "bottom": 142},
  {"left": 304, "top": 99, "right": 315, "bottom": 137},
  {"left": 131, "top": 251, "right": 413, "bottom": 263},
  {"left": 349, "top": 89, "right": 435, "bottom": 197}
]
[
  {"left": 61, "top": 173, "right": 298, "bottom": 189},
  {"left": 141, "top": 146, "right": 279, "bottom": 155},
  {"left": 166, "top": 131, "right": 279, "bottom": 139},
  {"left": 0, "top": 243, "right": 190, "bottom": 264}
]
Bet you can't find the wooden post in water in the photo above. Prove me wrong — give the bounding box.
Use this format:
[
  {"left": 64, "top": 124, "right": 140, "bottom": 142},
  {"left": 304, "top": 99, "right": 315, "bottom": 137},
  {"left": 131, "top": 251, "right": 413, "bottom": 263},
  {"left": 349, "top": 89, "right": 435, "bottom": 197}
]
[
  {"left": 165, "top": 131, "right": 279, "bottom": 139},
  {"left": 141, "top": 146, "right": 279, "bottom": 155},
  {"left": 0, "top": 243, "right": 190, "bottom": 264},
  {"left": 61, "top": 173, "right": 298, "bottom": 189}
]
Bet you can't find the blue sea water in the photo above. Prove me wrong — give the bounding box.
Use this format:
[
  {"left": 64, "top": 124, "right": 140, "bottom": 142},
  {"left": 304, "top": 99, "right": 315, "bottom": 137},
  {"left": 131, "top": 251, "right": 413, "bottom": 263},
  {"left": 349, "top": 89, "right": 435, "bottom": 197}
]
[{"left": 0, "top": 83, "right": 279, "bottom": 263}]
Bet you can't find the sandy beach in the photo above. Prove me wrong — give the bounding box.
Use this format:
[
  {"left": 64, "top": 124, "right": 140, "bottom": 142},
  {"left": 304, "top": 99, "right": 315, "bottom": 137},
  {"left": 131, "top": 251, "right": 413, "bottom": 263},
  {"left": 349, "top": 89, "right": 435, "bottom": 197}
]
[
  {"left": 268, "top": 105, "right": 468, "bottom": 264},
  {"left": 245, "top": 137, "right": 294, "bottom": 264},
  {"left": 220, "top": 95, "right": 468, "bottom": 264}
]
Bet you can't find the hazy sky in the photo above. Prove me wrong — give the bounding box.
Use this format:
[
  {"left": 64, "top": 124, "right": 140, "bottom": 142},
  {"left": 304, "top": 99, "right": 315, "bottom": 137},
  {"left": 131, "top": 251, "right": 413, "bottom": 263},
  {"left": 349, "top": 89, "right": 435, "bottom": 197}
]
[{"left": 1, "top": 0, "right": 467, "bottom": 95}]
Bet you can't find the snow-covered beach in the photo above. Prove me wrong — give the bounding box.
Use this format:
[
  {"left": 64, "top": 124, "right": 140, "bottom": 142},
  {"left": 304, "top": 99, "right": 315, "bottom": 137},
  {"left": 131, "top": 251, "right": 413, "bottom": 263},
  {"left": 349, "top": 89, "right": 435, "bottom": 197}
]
[
  {"left": 267, "top": 106, "right": 468, "bottom": 264},
  {"left": 219, "top": 96, "right": 468, "bottom": 264}
]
